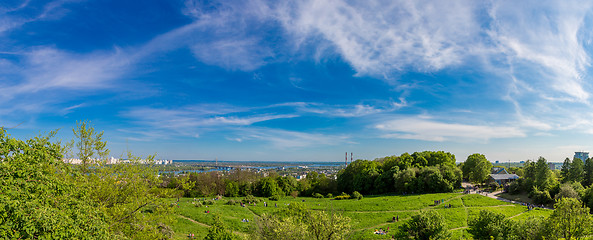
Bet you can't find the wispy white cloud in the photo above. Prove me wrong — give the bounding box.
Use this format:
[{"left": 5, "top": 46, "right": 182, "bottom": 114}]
[
  {"left": 232, "top": 127, "right": 351, "bottom": 149},
  {"left": 0, "top": 0, "right": 77, "bottom": 34},
  {"left": 274, "top": 0, "right": 481, "bottom": 75},
  {"left": 120, "top": 104, "right": 297, "bottom": 139},
  {"left": 490, "top": 0, "right": 593, "bottom": 102},
  {"left": 376, "top": 116, "right": 525, "bottom": 142},
  {"left": 275, "top": 99, "right": 407, "bottom": 117}
]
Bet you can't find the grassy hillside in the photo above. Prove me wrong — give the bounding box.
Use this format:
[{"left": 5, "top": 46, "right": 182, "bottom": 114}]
[{"left": 168, "top": 193, "right": 552, "bottom": 239}]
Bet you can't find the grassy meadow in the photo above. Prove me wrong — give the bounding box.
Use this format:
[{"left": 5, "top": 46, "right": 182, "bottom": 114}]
[{"left": 168, "top": 193, "right": 552, "bottom": 239}]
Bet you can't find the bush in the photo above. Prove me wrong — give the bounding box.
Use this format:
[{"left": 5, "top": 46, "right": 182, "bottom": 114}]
[
  {"left": 193, "top": 201, "right": 203, "bottom": 207},
  {"left": 268, "top": 195, "right": 281, "bottom": 201},
  {"left": 468, "top": 210, "right": 517, "bottom": 240},
  {"left": 202, "top": 200, "right": 215, "bottom": 205},
  {"left": 313, "top": 193, "right": 324, "bottom": 198},
  {"left": 326, "top": 193, "right": 333, "bottom": 198},
  {"left": 399, "top": 210, "right": 450, "bottom": 239},
  {"left": 489, "top": 182, "right": 499, "bottom": 192},
  {"left": 530, "top": 189, "right": 553, "bottom": 205},
  {"left": 352, "top": 191, "right": 363, "bottom": 200},
  {"left": 508, "top": 180, "right": 522, "bottom": 194},
  {"left": 242, "top": 194, "right": 259, "bottom": 204},
  {"left": 334, "top": 192, "right": 351, "bottom": 200},
  {"left": 225, "top": 200, "right": 237, "bottom": 205}
]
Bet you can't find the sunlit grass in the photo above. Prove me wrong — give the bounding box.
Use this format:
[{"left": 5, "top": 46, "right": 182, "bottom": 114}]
[{"left": 168, "top": 192, "right": 554, "bottom": 239}]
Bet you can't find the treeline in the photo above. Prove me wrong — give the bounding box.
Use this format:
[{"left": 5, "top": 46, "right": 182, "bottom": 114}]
[
  {"left": 164, "top": 151, "right": 463, "bottom": 199},
  {"left": 508, "top": 156, "right": 593, "bottom": 210},
  {"left": 338, "top": 151, "right": 461, "bottom": 194},
  {"left": 162, "top": 170, "right": 337, "bottom": 199}
]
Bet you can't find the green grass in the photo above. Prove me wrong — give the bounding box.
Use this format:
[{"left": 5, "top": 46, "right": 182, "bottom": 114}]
[
  {"left": 168, "top": 193, "right": 553, "bottom": 239},
  {"left": 461, "top": 194, "right": 510, "bottom": 207},
  {"left": 170, "top": 215, "right": 209, "bottom": 240}
]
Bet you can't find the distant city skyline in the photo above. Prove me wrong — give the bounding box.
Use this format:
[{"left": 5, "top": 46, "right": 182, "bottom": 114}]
[{"left": 3, "top": 1, "right": 593, "bottom": 162}]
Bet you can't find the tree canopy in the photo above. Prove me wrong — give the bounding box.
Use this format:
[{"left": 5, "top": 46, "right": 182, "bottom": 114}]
[{"left": 462, "top": 153, "right": 492, "bottom": 184}]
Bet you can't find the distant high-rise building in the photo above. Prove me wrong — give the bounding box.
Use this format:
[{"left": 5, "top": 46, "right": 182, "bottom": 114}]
[
  {"left": 548, "top": 163, "right": 556, "bottom": 170},
  {"left": 574, "top": 151, "right": 589, "bottom": 162}
]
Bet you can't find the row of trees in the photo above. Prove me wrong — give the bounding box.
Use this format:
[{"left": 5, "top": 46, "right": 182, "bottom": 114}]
[
  {"left": 337, "top": 151, "right": 462, "bottom": 195},
  {"left": 561, "top": 156, "right": 593, "bottom": 187},
  {"left": 163, "top": 169, "right": 338, "bottom": 199},
  {"left": 167, "top": 151, "right": 471, "bottom": 198}
]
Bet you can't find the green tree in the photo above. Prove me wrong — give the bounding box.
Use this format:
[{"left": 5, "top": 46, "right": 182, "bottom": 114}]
[
  {"left": 569, "top": 157, "right": 585, "bottom": 184},
  {"left": 533, "top": 157, "right": 554, "bottom": 191},
  {"left": 0, "top": 129, "right": 113, "bottom": 239},
  {"left": 400, "top": 210, "right": 450, "bottom": 240},
  {"left": 394, "top": 168, "right": 418, "bottom": 193},
  {"left": 515, "top": 216, "right": 549, "bottom": 240},
  {"left": 555, "top": 183, "right": 579, "bottom": 200},
  {"left": 252, "top": 203, "right": 350, "bottom": 240},
  {"left": 224, "top": 180, "right": 239, "bottom": 197},
  {"left": 307, "top": 210, "right": 351, "bottom": 240},
  {"left": 204, "top": 215, "right": 235, "bottom": 240},
  {"left": 468, "top": 210, "right": 517, "bottom": 240},
  {"left": 257, "top": 177, "right": 281, "bottom": 198},
  {"left": 548, "top": 197, "right": 592, "bottom": 240},
  {"left": 561, "top": 157, "right": 572, "bottom": 182},
  {"left": 72, "top": 120, "right": 109, "bottom": 166},
  {"left": 584, "top": 158, "right": 593, "bottom": 187},
  {"left": 463, "top": 153, "right": 493, "bottom": 184}
]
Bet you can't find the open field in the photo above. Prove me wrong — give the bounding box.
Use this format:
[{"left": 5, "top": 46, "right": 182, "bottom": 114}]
[{"left": 169, "top": 193, "right": 553, "bottom": 239}]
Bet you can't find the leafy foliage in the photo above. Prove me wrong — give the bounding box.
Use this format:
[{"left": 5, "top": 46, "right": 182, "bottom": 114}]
[
  {"left": 399, "top": 210, "right": 450, "bottom": 240},
  {"left": 548, "top": 197, "right": 593, "bottom": 240},
  {"left": 468, "top": 210, "right": 517, "bottom": 240},
  {"left": 0, "top": 129, "right": 112, "bottom": 239},
  {"left": 0, "top": 124, "right": 174, "bottom": 239},
  {"left": 351, "top": 191, "right": 363, "bottom": 200},
  {"left": 251, "top": 203, "right": 350, "bottom": 240},
  {"left": 204, "top": 215, "right": 235, "bottom": 240},
  {"left": 462, "top": 153, "right": 492, "bottom": 184}
]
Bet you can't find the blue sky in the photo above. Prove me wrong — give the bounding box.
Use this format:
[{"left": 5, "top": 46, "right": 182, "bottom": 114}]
[{"left": 3, "top": 0, "right": 593, "bottom": 162}]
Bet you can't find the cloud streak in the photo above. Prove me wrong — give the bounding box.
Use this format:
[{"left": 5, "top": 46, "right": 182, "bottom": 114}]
[{"left": 376, "top": 117, "right": 525, "bottom": 142}]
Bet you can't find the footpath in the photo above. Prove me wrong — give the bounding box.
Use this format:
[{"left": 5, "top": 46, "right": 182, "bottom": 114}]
[{"left": 461, "top": 182, "right": 553, "bottom": 210}]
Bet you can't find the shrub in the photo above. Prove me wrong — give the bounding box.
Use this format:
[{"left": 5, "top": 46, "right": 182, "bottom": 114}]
[
  {"left": 194, "top": 201, "right": 203, "bottom": 207},
  {"left": 468, "top": 210, "right": 517, "bottom": 240},
  {"left": 489, "top": 182, "right": 499, "bottom": 192},
  {"left": 530, "top": 188, "right": 553, "bottom": 205},
  {"left": 326, "top": 193, "right": 333, "bottom": 198},
  {"left": 225, "top": 200, "right": 237, "bottom": 205},
  {"left": 352, "top": 191, "right": 363, "bottom": 200},
  {"left": 399, "top": 210, "right": 450, "bottom": 239},
  {"left": 202, "top": 200, "right": 215, "bottom": 205},
  {"left": 313, "top": 193, "right": 324, "bottom": 198},
  {"left": 269, "top": 195, "right": 281, "bottom": 201},
  {"left": 243, "top": 194, "right": 259, "bottom": 204},
  {"left": 334, "top": 192, "right": 351, "bottom": 200},
  {"left": 508, "top": 180, "right": 522, "bottom": 194}
]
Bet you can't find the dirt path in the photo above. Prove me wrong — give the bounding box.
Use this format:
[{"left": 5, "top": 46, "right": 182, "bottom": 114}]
[
  {"left": 359, "top": 194, "right": 464, "bottom": 231},
  {"left": 508, "top": 210, "right": 528, "bottom": 219},
  {"left": 177, "top": 215, "right": 248, "bottom": 237},
  {"left": 178, "top": 215, "right": 211, "bottom": 228}
]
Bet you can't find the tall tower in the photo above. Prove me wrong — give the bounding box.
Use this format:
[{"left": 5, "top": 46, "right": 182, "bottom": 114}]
[
  {"left": 350, "top": 152, "right": 353, "bottom": 163},
  {"left": 345, "top": 152, "right": 348, "bottom": 166}
]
